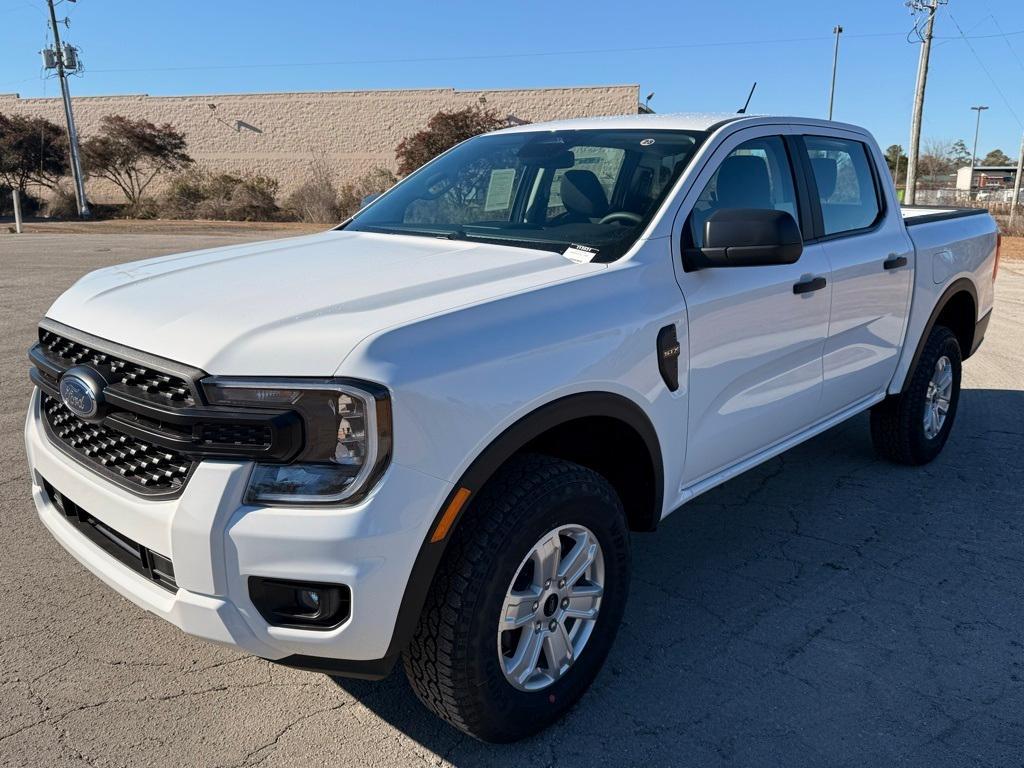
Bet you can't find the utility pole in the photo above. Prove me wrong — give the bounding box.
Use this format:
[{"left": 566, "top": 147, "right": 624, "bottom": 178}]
[
  {"left": 45, "top": 0, "right": 89, "bottom": 218},
  {"left": 828, "top": 25, "right": 843, "bottom": 120},
  {"left": 970, "top": 105, "right": 988, "bottom": 171},
  {"left": 1010, "top": 132, "right": 1024, "bottom": 231},
  {"left": 904, "top": 0, "right": 943, "bottom": 206}
]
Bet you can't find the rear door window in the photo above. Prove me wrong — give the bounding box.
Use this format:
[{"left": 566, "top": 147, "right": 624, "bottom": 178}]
[{"left": 802, "top": 136, "right": 881, "bottom": 236}]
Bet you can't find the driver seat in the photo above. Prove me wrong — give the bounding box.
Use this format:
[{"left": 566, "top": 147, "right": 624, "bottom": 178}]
[{"left": 559, "top": 170, "right": 609, "bottom": 222}]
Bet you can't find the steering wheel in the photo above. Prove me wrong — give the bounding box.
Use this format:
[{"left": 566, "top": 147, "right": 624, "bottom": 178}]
[{"left": 598, "top": 211, "right": 643, "bottom": 226}]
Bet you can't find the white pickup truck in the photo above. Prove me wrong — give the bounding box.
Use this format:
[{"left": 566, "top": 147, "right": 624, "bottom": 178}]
[{"left": 25, "top": 113, "right": 999, "bottom": 741}]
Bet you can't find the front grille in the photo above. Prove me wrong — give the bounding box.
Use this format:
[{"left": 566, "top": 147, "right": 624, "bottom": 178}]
[
  {"left": 42, "top": 393, "right": 194, "bottom": 493},
  {"left": 199, "top": 423, "right": 273, "bottom": 448},
  {"left": 41, "top": 478, "right": 178, "bottom": 592},
  {"left": 39, "top": 328, "right": 195, "bottom": 406}
]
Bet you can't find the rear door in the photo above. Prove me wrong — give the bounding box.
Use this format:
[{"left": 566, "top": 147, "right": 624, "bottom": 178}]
[
  {"left": 796, "top": 132, "right": 914, "bottom": 414},
  {"left": 672, "top": 127, "right": 832, "bottom": 486}
]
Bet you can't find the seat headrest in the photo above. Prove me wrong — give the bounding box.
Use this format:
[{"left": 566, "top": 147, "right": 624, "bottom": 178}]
[
  {"left": 810, "top": 157, "right": 838, "bottom": 199},
  {"left": 560, "top": 170, "right": 608, "bottom": 219},
  {"left": 716, "top": 155, "right": 771, "bottom": 209}
]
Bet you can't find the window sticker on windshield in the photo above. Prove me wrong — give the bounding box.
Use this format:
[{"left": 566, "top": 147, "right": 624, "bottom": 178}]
[
  {"left": 640, "top": 138, "right": 655, "bottom": 146},
  {"left": 563, "top": 243, "right": 600, "bottom": 264},
  {"left": 484, "top": 168, "right": 517, "bottom": 211}
]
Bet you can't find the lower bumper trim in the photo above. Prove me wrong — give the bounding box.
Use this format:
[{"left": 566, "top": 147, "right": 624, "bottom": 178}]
[
  {"left": 273, "top": 653, "right": 398, "bottom": 681},
  {"left": 39, "top": 474, "right": 178, "bottom": 592}
]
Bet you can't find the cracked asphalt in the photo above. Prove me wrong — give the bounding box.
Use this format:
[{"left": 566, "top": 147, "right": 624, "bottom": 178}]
[{"left": 2, "top": 231, "right": 1023, "bottom": 767}]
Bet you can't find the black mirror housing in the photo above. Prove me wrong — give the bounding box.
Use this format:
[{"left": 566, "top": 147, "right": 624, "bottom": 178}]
[{"left": 691, "top": 208, "right": 803, "bottom": 268}]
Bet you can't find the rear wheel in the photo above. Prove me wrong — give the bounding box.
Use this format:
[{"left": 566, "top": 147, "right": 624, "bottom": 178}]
[
  {"left": 402, "top": 454, "right": 630, "bottom": 742},
  {"left": 870, "top": 325, "right": 962, "bottom": 465}
]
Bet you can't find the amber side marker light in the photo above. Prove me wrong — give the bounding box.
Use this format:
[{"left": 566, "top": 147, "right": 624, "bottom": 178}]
[{"left": 431, "top": 487, "right": 472, "bottom": 543}]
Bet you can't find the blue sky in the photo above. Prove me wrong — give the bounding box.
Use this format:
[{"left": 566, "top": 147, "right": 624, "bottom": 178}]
[{"left": 2, "top": 0, "right": 1023, "bottom": 158}]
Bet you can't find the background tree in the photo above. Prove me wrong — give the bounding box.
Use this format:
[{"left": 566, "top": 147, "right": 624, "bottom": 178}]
[
  {"left": 82, "top": 115, "right": 192, "bottom": 210},
  {"left": 0, "top": 113, "right": 69, "bottom": 194},
  {"left": 395, "top": 106, "right": 507, "bottom": 176},
  {"left": 949, "top": 139, "right": 972, "bottom": 168},
  {"left": 981, "top": 148, "right": 1013, "bottom": 166},
  {"left": 917, "top": 138, "right": 955, "bottom": 186},
  {"left": 884, "top": 144, "right": 908, "bottom": 180}
]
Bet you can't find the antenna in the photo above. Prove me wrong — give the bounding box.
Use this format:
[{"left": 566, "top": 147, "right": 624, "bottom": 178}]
[{"left": 737, "top": 82, "right": 757, "bottom": 114}]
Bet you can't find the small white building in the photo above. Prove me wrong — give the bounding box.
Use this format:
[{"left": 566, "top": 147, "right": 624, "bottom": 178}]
[{"left": 955, "top": 165, "right": 1018, "bottom": 191}]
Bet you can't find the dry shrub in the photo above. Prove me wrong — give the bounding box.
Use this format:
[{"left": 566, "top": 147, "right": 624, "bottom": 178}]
[
  {"left": 284, "top": 156, "right": 341, "bottom": 223},
  {"left": 44, "top": 187, "right": 79, "bottom": 219},
  {"left": 0, "top": 185, "right": 42, "bottom": 217},
  {"left": 338, "top": 167, "right": 398, "bottom": 219},
  {"left": 160, "top": 168, "right": 280, "bottom": 221}
]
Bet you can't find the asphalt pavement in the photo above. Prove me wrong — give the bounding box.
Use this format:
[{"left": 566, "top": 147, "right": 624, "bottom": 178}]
[{"left": 1, "top": 231, "right": 1022, "bottom": 767}]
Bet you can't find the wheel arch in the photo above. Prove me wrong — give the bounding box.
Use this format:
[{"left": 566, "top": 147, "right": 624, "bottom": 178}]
[
  {"left": 897, "top": 278, "right": 979, "bottom": 395},
  {"left": 383, "top": 391, "right": 663, "bottom": 667}
]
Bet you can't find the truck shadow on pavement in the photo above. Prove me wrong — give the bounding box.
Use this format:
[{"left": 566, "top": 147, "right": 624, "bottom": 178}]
[{"left": 331, "top": 388, "right": 1024, "bottom": 767}]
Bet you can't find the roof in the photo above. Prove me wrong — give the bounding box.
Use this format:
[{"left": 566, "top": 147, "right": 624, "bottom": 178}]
[
  {"left": 959, "top": 166, "right": 1019, "bottom": 172},
  {"left": 495, "top": 112, "right": 870, "bottom": 135}
]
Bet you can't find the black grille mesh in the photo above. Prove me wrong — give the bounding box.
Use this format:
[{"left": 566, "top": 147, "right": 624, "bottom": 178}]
[
  {"left": 42, "top": 394, "right": 194, "bottom": 492},
  {"left": 39, "top": 329, "right": 195, "bottom": 406},
  {"left": 199, "top": 423, "right": 272, "bottom": 447}
]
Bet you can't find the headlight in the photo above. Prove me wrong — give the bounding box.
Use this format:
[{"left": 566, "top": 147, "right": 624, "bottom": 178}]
[{"left": 202, "top": 378, "right": 392, "bottom": 505}]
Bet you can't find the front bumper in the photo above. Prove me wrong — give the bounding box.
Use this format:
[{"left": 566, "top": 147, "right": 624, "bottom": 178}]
[{"left": 25, "top": 388, "right": 452, "bottom": 673}]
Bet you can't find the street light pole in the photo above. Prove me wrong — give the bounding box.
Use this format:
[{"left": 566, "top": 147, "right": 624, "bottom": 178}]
[
  {"left": 828, "top": 25, "right": 843, "bottom": 120},
  {"left": 970, "top": 105, "right": 989, "bottom": 172}
]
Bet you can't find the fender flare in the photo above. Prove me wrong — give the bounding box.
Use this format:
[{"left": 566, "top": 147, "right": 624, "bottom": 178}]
[
  {"left": 394, "top": 391, "right": 662, "bottom": 644},
  {"left": 895, "top": 278, "right": 978, "bottom": 395}
]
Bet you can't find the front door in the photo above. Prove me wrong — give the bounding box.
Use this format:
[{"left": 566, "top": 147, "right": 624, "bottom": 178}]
[{"left": 675, "top": 131, "right": 832, "bottom": 486}]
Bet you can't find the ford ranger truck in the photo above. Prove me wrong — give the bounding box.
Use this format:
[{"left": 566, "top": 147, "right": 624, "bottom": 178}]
[{"left": 25, "top": 114, "right": 998, "bottom": 742}]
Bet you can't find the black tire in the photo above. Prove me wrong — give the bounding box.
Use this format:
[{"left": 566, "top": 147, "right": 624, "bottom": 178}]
[
  {"left": 402, "top": 454, "right": 630, "bottom": 742},
  {"left": 870, "top": 325, "right": 962, "bottom": 465}
]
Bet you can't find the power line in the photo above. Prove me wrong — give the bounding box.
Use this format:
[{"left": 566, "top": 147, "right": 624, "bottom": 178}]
[
  {"left": 78, "top": 29, "right": 1024, "bottom": 76},
  {"left": 986, "top": 11, "right": 1024, "bottom": 75},
  {"left": 948, "top": 11, "right": 1024, "bottom": 129}
]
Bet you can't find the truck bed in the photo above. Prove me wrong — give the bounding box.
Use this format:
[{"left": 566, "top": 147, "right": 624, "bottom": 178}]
[{"left": 900, "top": 206, "right": 990, "bottom": 226}]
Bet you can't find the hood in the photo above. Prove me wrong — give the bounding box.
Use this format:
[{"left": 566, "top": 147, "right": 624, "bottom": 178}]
[{"left": 46, "top": 230, "right": 599, "bottom": 375}]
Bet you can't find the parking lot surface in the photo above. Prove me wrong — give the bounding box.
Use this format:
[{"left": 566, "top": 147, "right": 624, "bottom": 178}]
[{"left": 2, "top": 232, "right": 1022, "bottom": 767}]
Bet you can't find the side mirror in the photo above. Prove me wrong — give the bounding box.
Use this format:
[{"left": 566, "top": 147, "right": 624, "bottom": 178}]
[
  {"left": 361, "top": 193, "right": 381, "bottom": 208},
  {"left": 691, "top": 208, "right": 803, "bottom": 268}
]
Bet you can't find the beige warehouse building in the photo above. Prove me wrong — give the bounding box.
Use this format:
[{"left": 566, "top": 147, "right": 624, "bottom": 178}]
[{"left": 0, "top": 85, "right": 643, "bottom": 200}]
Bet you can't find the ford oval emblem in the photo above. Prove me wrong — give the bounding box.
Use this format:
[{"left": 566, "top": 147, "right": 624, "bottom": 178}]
[{"left": 59, "top": 367, "right": 104, "bottom": 420}]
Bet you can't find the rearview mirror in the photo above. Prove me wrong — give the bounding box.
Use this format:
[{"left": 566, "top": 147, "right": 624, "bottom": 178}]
[
  {"left": 689, "top": 208, "right": 803, "bottom": 269},
  {"left": 517, "top": 138, "right": 575, "bottom": 168}
]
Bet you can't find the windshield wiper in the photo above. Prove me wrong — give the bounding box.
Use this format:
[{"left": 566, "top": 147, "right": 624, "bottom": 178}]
[
  {"left": 457, "top": 230, "right": 569, "bottom": 252},
  {"left": 355, "top": 224, "right": 464, "bottom": 240}
]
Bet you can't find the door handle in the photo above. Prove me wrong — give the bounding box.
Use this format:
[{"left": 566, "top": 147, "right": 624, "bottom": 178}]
[
  {"left": 793, "top": 276, "right": 827, "bottom": 295},
  {"left": 884, "top": 254, "right": 908, "bottom": 270}
]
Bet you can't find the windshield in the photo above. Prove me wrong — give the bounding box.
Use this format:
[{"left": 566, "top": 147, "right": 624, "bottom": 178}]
[{"left": 342, "top": 128, "right": 707, "bottom": 262}]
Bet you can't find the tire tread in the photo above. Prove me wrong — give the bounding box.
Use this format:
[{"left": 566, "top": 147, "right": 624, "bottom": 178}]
[{"left": 402, "top": 453, "right": 623, "bottom": 741}]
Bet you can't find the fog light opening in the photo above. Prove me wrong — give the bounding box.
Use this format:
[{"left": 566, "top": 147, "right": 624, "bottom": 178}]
[{"left": 248, "top": 577, "right": 351, "bottom": 630}]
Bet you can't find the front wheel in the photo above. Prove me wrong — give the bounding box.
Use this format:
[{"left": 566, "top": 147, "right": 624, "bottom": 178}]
[
  {"left": 870, "top": 325, "right": 962, "bottom": 465},
  {"left": 403, "top": 454, "right": 630, "bottom": 742}
]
